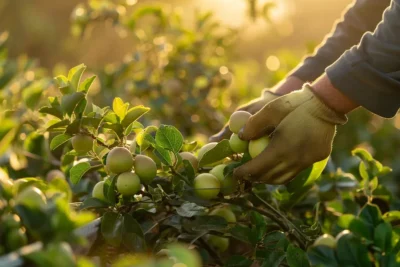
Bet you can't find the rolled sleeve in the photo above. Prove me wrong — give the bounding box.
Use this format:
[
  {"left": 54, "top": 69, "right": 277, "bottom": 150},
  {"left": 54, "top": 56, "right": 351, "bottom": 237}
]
[
  {"left": 291, "top": 0, "right": 390, "bottom": 82},
  {"left": 326, "top": 0, "right": 400, "bottom": 117}
]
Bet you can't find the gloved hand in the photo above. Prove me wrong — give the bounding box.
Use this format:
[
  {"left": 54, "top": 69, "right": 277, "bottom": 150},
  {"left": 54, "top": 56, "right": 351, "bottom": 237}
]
[
  {"left": 234, "top": 84, "right": 348, "bottom": 184},
  {"left": 209, "top": 90, "right": 281, "bottom": 142}
]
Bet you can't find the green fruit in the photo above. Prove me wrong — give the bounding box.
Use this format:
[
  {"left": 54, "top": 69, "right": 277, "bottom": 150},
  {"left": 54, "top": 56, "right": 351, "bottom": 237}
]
[
  {"left": 249, "top": 136, "right": 269, "bottom": 158},
  {"left": 2, "top": 214, "right": 21, "bottom": 229},
  {"left": 134, "top": 155, "right": 157, "bottom": 184},
  {"left": 106, "top": 147, "right": 134, "bottom": 174},
  {"left": 210, "top": 207, "right": 236, "bottom": 223},
  {"left": 92, "top": 181, "right": 106, "bottom": 201},
  {"left": 15, "top": 187, "right": 47, "bottom": 209},
  {"left": 313, "top": 234, "right": 336, "bottom": 248},
  {"left": 145, "top": 150, "right": 162, "bottom": 168},
  {"left": 210, "top": 164, "right": 238, "bottom": 195},
  {"left": 179, "top": 152, "right": 199, "bottom": 171},
  {"left": 229, "top": 133, "right": 248, "bottom": 153},
  {"left": 193, "top": 173, "right": 220, "bottom": 200},
  {"left": 206, "top": 235, "right": 229, "bottom": 252},
  {"left": 116, "top": 172, "right": 141, "bottom": 196},
  {"left": 46, "top": 170, "right": 65, "bottom": 182},
  {"left": 6, "top": 229, "right": 27, "bottom": 251},
  {"left": 71, "top": 134, "right": 93, "bottom": 154},
  {"left": 210, "top": 164, "right": 226, "bottom": 182},
  {"left": 229, "top": 111, "right": 251, "bottom": 134}
]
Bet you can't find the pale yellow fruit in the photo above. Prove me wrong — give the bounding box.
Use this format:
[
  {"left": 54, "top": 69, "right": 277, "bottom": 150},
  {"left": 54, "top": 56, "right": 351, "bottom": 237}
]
[
  {"left": 229, "top": 133, "right": 248, "bottom": 153},
  {"left": 116, "top": 172, "right": 141, "bottom": 196},
  {"left": 92, "top": 181, "right": 106, "bottom": 201},
  {"left": 193, "top": 173, "right": 220, "bottom": 200},
  {"left": 15, "top": 187, "right": 47, "bottom": 209},
  {"left": 313, "top": 234, "right": 336, "bottom": 248},
  {"left": 206, "top": 235, "right": 229, "bottom": 252},
  {"left": 179, "top": 152, "right": 199, "bottom": 171},
  {"left": 134, "top": 155, "right": 157, "bottom": 184},
  {"left": 71, "top": 134, "right": 93, "bottom": 154},
  {"left": 248, "top": 136, "right": 269, "bottom": 158},
  {"left": 229, "top": 111, "right": 251, "bottom": 134},
  {"left": 46, "top": 170, "right": 65, "bottom": 182},
  {"left": 106, "top": 147, "right": 134, "bottom": 174},
  {"left": 210, "top": 207, "right": 236, "bottom": 223}
]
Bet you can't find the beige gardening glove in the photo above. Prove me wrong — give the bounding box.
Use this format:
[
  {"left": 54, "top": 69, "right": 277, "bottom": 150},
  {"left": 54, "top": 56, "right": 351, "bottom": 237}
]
[
  {"left": 234, "top": 84, "right": 348, "bottom": 184},
  {"left": 209, "top": 90, "right": 281, "bottom": 142}
]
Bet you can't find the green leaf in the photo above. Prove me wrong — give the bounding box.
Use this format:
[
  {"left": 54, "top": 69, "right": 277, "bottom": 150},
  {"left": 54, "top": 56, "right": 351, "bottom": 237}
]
[
  {"left": 225, "top": 256, "right": 253, "bottom": 267},
  {"left": 55, "top": 75, "right": 71, "bottom": 94},
  {"left": 50, "top": 134, "right": 71, "bottom": 150},
  {"left": 79, "top": 197, "right": 109, "bottom": 210},
  {"left": 182, "top": 159, "right": 196, "bottom": 183},
  {"left": 335, "top": 232, "right": 371, "bottom": 267},
  {"left": 136, "top": 130, "right": 156, "bottom": 151},
  {"left": 78, "top": 75, "right": 96, "bottom": 93},
  {"left": 337, "top": 214, "right": 372, "bottom": 240},
  {"left": 121, "top": 105, "right": 150, "bottom": 127},
  {"left": 22, "top": 81, "right": 43, "bottom": 110},
  {"left": 182, "top": 140, "right": 198, "bottom": 152},
  {"left": 307, "top": 246, "right": 338, "bottom": 267},
  {"left": 191, "top": 215, "right": 228, "bottom": 231},
  {"left": 113, "top": 97, "right": 128, "bottom": 121},
  {"left": 68, "top": 63, "right": 86, "bottom": 91},
  {"left": 154, "top": 145, "right": 173, "bottom": 166},
  {"left": 374, "top": 222, "right": 392, "bottom": 252},
  {"left": 61, "top": 92, "right": 85, "bottom": 117},
  {"left": 198, "top": 140, "right": 233, "bottom": 167},
  {"left": 46, "top": 119, "right": 70, "bottom": 131},
  {"left": 175, "top": 202, "right": 206, "bottom": 218},
  {"left": 123, "top": 214, "right": 144, "bottom": 238},
  {"left": 155, "top": 125, "right": 183, "bottom": 153},
  {"left": 0, "top": 123, "right": 17, "bottom": 156},
  {"left": 286, "top": 244, "right": 310, "bottom": 267},
  {"left": 39, "top": 97, "right": 63, "bottom": 119},
  {"left": 359, "top": 203, "right": 382, "bottom": 229},
  {"left": 148, "top": 185, "right": 163, "bottom": 202},
  {"left": 264, "top": 231, "right": 287, "bottom": 250},
  {"left": 352, "top": 148, "right": 373, "bottom": 162},
  {"left": 49, "top": 178, "right": 72, "bottom": 202},
  {"left": 383, "top": 211, "right": 400, "bottom": 222},
  {"left": 70, "top": 162, "right": 91, "bottom": 184},
  {"left": 106, "top": 174, "right": 117, "bottom": 205},
  {"left": 101, "top": 212, "right": 123, "bottom": 247}
]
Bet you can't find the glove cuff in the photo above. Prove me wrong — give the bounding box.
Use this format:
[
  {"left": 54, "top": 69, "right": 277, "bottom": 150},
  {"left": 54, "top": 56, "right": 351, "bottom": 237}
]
[{"left": 303, "top": 84, "right": 348, "bottom": 125}]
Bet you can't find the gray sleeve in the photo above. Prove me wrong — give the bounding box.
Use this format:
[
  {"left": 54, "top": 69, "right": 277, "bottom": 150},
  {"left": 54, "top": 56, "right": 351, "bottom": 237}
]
[
  {"left": 326, "top": 0, "right": 400, "bottom": 117},
  {"left": 290, "top": 0, "right": 390, "bottom": 82}
]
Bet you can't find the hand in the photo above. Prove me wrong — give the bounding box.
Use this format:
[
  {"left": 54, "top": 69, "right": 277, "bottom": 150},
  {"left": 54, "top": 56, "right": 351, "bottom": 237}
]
[
  {"left": 233, "top": 84, "right": 348, "bottom": 184},
  {"left": 209, "top": 77, "right": 305, "bottom": 142}
]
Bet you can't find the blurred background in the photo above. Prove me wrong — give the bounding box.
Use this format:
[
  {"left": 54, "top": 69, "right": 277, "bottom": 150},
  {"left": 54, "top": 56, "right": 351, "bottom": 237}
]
[{"left": 1, "top": 0, "right": 399, "bottom": 184}]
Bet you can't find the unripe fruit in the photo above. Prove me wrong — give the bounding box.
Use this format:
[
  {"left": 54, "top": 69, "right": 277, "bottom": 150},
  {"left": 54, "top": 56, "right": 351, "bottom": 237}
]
[
  {"left": 134, "top": 155, "right": 157, "bottom": 184},
  {"left": 229, "top": 111, "right": 251, "bottom": 134},
  {"left": 46, "top": 170, "right": 65, "bottom": 182},
  {"left": 0, "top": 178, "right": 14, "bottom": 200},
  {"left": 249, "top": 136, "right": 269, "bottom": 158},
  {"left": 193, "top": 173, "right": 220, "bottom": 200},
  {"left": 210, "top": 164, "right": 238, "bottom": 195},
  {"left": 313, "top": 234, "right": 336, "bottom": 248},
  {"left": 15, "top": 187, "right": 47, "bottom": 209},
  {"left": 229, "top": 133, "right": 248, "bottom": 153},
  {"left": 6, "top": 229, "right": 27, "bottom": 251},
  {"left": 179, "top": 152, "right": 199, "bottom": 171},
  {"left": 92, "top": 181, "right": 106, "bottom": 201},
  {"left": 106, "top": 147, "right": 134, "bottom": 174},
  {"left": 210, "top": 207, "right": 236, "bottom": 223},
  {"left": 71, "top": 134, "right": 93, "bottom": 154},
  {"left": 116, "top": 172, "right": 141, "bottom": 196},
  {"left": 206, "top": 235, "right": 229, "bottom": 252},
  {"left": 144, "top": 150, "right": 162, "bottom": 168},
  {"left": 210, "top": 164, "right": 226, "bottom": 182}
]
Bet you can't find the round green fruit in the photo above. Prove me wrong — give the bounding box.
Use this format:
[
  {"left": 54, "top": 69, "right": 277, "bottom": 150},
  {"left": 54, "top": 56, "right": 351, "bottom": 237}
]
[
  {"left": 179, "top": 152, "right": 199, "bottom": 171},
  {"left": 206, "top": 235, "right": 229, "bottom": 252},
  {"left": 144, "top": 150, "right": 162, "bottom": 168},
  {"left": 209, "top": 164, "right": 238, "bottom": 195},
  {"left": 71, "top": 134, "right": 93, "bottom": 154},
  {"left": 229, "top": 111, "right": 251, "bottom": 134},
  {"left": 6, "top": 229, "right": 27, "bottom": 251},
  {"left": 313, "top": 234, "right": 336, "bottom": 248},
  {"left": 193, "top": 173, "right": 220, "bottom": 200},
  {"left": 46, "top": 170, "right": 65, "bottom": 182},
  {"left": 134, "top": 155, "right": 157, "bottom": 184},
  {"left": 15, "top": 187, "right": 47, "bottom": 209},
  {"left": 116, "top": 172, "right": 141, "bottom": 196},
  {"left": 210, "top": 207, "right": 236, "bottom": 223},
  {"left": 92, "top": 181, "right": 106, "bottom": 201},
  {"left": 229, "top": 133, "right": 248, "bottom": 153},
  {"left": 106, "top": 147, "right": 134, "bottom": 174},
  {"left": 249, "top": 136, "right": 269, "bottom": 158}
]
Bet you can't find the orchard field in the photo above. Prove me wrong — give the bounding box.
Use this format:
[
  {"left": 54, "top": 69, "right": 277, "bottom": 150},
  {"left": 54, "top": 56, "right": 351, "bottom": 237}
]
[{"left": 1, "top": 0, "right": 400, "bottom": 266}]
